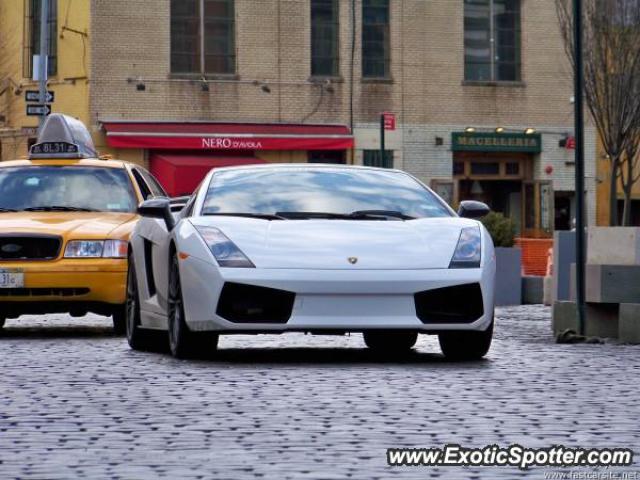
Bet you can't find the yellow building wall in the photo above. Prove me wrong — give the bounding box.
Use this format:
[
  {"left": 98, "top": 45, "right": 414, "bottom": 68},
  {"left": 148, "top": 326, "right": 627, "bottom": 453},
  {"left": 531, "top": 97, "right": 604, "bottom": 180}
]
[
  {"left": 0, "top": 0, "right": 90, "bottom": 161},
  {"left": 596, "top": 140, "right": 640, "bottom": 226}
]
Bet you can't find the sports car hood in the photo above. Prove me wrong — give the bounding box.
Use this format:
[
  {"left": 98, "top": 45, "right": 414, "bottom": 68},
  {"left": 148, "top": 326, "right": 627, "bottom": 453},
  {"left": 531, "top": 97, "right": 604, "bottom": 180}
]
[
  {"left": 0, "top": 212, "right": 138, "bottom": 239},
  {"left": 192, "top": 217, "right": 480, "bottom": 270}
]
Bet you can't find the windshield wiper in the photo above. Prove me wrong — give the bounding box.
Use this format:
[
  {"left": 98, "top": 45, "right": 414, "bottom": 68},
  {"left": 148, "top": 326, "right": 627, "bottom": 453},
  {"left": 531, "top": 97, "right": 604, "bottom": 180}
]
[
  {"left": 202, "top": 212, "right": 286, "bottom": 220},
  {"left": 348, "top": 210, "right": 416, "bottom": 220},
  {"left": 276, "top": 210, "right": 415, "bottom": 220},
  {"left": 276, "top": 211, "right": 348, "bottom": 220},
  {"left": 0, "top": 208, "right": 18, "bottom": 212},
  {"left": 22, "top": 206, "right": 99, "bottom": 212}
]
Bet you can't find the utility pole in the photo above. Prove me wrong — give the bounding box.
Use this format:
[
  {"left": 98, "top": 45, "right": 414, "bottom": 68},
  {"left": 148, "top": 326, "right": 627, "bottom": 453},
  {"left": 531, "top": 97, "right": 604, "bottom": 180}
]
[
  {"left": 38, "top": 0, "right": 50, "bottom": 133},
  {"left": 573, "top": 0, "right": 586, "bottom": 335},
  {"left": 380, "top": 114, "right": 386, "bottom": 167}
]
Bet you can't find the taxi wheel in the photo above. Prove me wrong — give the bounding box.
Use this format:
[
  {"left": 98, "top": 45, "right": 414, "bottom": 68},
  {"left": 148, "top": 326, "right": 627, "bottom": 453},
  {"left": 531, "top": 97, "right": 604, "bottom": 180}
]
[
  {"left": 168, "top": 254, "right": 218, "bottom": 359},
  {"left": 112, "top": 307, "right": 126, "bottom": 335},
  {"left": 126, "top": 258, "right": 167, "bottom": 352},
  {"left": 363, "top": 331, "right": 418, "bottom": 352}
]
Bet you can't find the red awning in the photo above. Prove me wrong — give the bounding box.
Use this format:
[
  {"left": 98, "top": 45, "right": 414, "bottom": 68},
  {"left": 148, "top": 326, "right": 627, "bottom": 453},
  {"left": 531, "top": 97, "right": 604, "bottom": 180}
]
[
  {"left": 102, "top": 121, "right": 353, "bottom": 151},
  {"left": 150, "top": 153, "right": 264, "bottom": 197}
]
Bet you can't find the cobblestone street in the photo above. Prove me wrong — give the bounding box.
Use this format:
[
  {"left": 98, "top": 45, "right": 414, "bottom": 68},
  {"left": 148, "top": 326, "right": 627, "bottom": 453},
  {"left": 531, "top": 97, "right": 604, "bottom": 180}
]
[{"left": 0, "top": 306, "right": 638, "bottom": 479}]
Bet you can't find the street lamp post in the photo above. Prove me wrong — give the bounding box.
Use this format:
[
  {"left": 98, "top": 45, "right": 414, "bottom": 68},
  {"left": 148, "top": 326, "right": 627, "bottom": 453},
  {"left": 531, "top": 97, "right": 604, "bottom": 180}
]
[
  {"left": 573, "top": 0, "right": 586, "bottom": 335},
  {"left": 38, "top": 0, "right": 50, "bottom": 133}
]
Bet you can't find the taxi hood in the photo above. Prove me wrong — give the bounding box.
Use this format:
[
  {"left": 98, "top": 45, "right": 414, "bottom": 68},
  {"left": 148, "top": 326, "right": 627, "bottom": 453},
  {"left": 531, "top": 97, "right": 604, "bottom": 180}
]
[{"left": 0, "top": 212, "right": 138, "bottom": 239}]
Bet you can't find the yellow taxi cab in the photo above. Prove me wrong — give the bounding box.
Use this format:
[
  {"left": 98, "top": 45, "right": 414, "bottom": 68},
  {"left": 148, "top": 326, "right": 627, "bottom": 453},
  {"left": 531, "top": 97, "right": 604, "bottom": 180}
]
[{"left": 0, "top": 114, "right": 167, "bottom": 333}]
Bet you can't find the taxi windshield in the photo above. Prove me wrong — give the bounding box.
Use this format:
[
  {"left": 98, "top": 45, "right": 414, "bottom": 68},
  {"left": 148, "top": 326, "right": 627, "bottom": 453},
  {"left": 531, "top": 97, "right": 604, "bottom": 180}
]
[{"left": 0, "top": 166, "right": 137, "bottom": 213}]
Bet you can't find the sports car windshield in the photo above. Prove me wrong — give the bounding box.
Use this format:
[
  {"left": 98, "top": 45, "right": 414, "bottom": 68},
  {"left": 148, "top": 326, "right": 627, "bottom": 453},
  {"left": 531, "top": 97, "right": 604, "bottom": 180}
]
[
  {"left": 202, "top": 168, "right": 453, "bottom": 219},
  {"left": 0, "top": 166, "right": 137, "bottom": 213}
]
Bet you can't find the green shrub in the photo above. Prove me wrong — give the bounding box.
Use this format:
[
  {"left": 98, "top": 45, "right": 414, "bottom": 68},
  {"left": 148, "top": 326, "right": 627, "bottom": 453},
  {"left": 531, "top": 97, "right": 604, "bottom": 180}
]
[{"left": 480, "top": 212, "right": 516, "bottom": 248}]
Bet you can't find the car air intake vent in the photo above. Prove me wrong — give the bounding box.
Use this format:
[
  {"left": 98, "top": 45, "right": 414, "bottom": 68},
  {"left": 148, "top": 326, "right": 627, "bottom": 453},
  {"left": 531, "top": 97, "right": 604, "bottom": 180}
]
[
  {"left": 414, "top": 283, "right": 484, "bottom": 324},
  {"left": 0, "top": 235, "right": 62, "bottom": 261},
  {"left": 216, "top": 282, "right": 295, "bottom": 324}
]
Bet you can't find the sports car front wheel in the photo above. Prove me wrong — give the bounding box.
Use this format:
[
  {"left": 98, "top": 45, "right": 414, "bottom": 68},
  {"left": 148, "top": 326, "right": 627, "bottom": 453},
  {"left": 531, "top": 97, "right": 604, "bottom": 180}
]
[
  {"left": 438, "top": 319, "right": 493, "bottom": 361},
  {"left": 167, "top": 254, "right": 219, "bottom": 359}
]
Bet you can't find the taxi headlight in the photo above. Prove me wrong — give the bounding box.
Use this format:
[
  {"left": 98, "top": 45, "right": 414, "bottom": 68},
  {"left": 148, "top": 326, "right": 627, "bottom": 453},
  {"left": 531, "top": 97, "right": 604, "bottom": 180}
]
[{"left": 64, "top": 240, "right": 128, "bottom": 259}]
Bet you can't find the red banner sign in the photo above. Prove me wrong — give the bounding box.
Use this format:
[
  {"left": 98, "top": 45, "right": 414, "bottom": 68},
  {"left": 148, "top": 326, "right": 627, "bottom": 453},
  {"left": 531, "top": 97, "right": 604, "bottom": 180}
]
[{"left": 106, "top": 135, "right": 354, "bottom": 151}]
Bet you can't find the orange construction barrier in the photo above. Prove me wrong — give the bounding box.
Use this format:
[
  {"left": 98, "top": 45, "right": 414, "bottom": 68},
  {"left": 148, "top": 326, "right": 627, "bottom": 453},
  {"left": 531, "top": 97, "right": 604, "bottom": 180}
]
[{"left": 515, "top": 238, "right": 554, "bottom": 277}]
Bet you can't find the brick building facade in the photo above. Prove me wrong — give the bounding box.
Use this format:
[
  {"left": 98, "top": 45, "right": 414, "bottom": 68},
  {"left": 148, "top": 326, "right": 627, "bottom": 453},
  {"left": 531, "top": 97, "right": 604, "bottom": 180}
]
[{"left": 1, "top": 0, "right": 597, "bottom": 235}]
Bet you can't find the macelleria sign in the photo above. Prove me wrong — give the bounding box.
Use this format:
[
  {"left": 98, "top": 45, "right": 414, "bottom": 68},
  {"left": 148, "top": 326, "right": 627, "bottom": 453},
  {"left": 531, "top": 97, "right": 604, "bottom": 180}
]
[{"left": 452, "top": 132, "right": 542, "bottom": 153}]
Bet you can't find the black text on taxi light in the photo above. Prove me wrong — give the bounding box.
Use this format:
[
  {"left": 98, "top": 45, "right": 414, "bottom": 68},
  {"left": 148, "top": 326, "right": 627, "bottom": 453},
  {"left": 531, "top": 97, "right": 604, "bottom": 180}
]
[{"left": 28, "top": 113, "right": 98, "bottom": 160}]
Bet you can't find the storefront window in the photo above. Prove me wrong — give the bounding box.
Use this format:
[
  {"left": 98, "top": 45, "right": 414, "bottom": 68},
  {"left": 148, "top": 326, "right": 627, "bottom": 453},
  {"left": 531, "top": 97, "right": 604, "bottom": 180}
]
[
  {"left": 171, "top": 0, "right": 235, "bottom": 75},
  {"left": 470, "top": 162, "right": 500, "bottom": 175},
  {"left": 464, "top": 0, "right": 521, "bottom": 82},
  {"left": 363, "top": 150, "right": 393, "bottom": 168},
  {"left": 362, "top": 0, "right": 390, "bottom": 78},
  {"left": 311, "top": 0, "right": 339, "bottom": 77}
]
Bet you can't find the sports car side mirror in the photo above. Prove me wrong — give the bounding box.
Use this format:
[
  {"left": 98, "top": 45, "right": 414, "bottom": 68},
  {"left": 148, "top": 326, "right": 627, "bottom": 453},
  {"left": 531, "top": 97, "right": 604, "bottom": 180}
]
[
  {"left": 458, "top": 200, "right": 490, "bottom": 219},
  {"left": 138, "top": 197, "right": 175, "bottom": 231}
]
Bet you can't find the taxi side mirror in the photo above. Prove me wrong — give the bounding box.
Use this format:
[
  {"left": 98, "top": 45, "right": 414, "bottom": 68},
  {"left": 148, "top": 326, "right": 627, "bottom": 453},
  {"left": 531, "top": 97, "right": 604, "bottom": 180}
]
[
  {"left": 138, "top": 198, "right": 175, "bottom": 231},
  {"left": 458, "top": 200, "right": 490, "bottom": 219}
]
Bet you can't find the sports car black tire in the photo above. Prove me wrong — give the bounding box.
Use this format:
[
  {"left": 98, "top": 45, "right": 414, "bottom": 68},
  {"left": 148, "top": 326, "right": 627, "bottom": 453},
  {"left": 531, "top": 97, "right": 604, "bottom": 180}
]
[
  {"left": 168, "top": 254, "right": 218, "bottom": 359},
  {"left": 126, "top": 258, "right": 167, "bottom": 352},
  {"left": 438, "top": 319, "right": 493, "bottom": 361},
  {"left": 0, "top": 317, "right": 5, "bottom": 331},
  {"left": 363, "top": 331, "right": 418, "bottom": 352}
]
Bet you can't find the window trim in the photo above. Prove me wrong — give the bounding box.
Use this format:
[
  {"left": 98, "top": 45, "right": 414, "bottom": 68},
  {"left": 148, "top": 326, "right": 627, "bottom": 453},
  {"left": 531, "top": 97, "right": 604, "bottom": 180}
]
[
  {"left": 361, "top": 0, "right": 391, "bottom": 80},
  {"left": 362, "top": 149, "right": 394, "bottom": 169},
  {"left": 310, "top": 0, "right": 340, "bottom": 79},
  {"left": 170, "top": 0, "right": 236, "bottom": 76},
  {"left": 23, "top": 0, "right": 58, "bottom": 79},
  {"left": 463, "top": 0, "right": 522, "bottom": 83}
]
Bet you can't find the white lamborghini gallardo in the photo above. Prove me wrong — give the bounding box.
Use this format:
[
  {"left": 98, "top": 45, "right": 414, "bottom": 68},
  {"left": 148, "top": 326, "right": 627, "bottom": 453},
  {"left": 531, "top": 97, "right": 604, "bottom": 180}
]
[{"left": 126, "top": 164, "right": 496, "bottom": 359}]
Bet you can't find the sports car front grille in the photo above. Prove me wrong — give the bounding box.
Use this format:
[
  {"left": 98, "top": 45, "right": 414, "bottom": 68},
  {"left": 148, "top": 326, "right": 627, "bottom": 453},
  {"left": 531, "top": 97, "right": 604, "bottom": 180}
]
[
  {"left": 0, "top": 288, "right": 90, "bottom": 298},
  {"left": 0, "top": 235, "right": 62, "bottom": 261},
  {"left": 216, "top": 282, "right": 295, "bottom": 324},
  {"left": 414, "top": 283, "right": 484, "bottom": 324}
]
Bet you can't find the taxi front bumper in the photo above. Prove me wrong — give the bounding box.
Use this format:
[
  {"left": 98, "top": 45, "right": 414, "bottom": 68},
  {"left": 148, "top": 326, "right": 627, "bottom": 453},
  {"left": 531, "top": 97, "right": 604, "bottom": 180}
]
[{"left": 0, "top": 259, "right": 127, "bottom": 317}]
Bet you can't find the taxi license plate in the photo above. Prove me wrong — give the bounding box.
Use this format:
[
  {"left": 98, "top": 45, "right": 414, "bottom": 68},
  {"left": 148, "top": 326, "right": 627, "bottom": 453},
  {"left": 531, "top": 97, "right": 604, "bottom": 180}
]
[{"left": 0, "top": 269, "right": 24, "bottom": 288}]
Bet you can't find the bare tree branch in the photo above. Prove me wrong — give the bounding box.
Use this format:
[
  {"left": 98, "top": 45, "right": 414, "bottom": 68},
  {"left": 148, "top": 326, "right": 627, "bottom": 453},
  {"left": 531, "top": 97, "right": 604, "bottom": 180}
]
[{"left": 556, "top": 0, "right": 640, "bottom": 225}]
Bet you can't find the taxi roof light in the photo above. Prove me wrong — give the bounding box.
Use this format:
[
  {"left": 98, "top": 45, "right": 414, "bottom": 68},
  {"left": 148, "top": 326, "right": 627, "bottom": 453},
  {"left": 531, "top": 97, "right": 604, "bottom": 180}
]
[{"left": 28, "top": 114, "right": 97, "bottom": 160}]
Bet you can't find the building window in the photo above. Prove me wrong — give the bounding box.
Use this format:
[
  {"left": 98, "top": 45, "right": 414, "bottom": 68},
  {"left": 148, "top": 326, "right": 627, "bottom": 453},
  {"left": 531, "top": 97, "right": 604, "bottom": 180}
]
[
  {"left": 464, "top": 0, "right": 521, "bottom": 82},
  {"left": 311, "top": 0, "right": 339, "bottom": 77},
  {"left": 171, "top": 0, "right": 235, "bottom": 75},
  {"left": 363, "top": 150, "right": 393, "bottom": 168},
  {"left": 308, "top": 151, "right": 345, "bottom": 164},
  {"left": 362, "top": 0, "right": 390, "bottom": 78},
  {"left": 24, "top": 0, "right": 57, "bottom": 78}
]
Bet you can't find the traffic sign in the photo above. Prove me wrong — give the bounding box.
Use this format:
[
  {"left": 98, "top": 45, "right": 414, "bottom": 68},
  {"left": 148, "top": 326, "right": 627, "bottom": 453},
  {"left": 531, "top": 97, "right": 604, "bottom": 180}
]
[
  {"left": 26, "top": 104, "right": 51, "bottom": 116},
  {"left": 25, "top": 90, "right": 54, "bottom": 103},
  {"left": 382, "top": 112, "right": 396, "bottom": 131}
]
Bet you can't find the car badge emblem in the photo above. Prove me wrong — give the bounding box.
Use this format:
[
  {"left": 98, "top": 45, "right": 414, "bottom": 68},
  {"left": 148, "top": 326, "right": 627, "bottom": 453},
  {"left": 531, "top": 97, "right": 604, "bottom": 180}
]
[
  {"left": 1, "top": 244, "right": 22, "bottom": 254},
  {"left": 348, "top": 257, "right": 358, "bottom": 264}
]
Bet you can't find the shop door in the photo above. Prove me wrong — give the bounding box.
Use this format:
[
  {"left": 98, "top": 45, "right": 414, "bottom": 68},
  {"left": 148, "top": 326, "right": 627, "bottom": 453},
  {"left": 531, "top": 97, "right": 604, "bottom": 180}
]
[{"left": 522, "top": 181, "right": 554, "bottom": 238}]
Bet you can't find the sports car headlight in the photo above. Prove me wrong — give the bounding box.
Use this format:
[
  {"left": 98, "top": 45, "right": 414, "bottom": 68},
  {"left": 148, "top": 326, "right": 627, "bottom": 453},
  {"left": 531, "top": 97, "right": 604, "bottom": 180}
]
[
  {"left": 449, "top": 226, "right": 482, "bottom": 269},
  {"left": 194, "top": 226, "right": 255, "bottom": 268},
  {"left": 64, "top": 240, "right": 128, "bottom": 258}
]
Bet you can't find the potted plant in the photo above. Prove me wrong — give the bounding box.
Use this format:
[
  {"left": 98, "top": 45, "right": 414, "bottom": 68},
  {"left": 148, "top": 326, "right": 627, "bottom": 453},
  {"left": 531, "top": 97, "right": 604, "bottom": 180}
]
[{"left": 481, "top": 212, "right": 522, "bottom": 306}]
